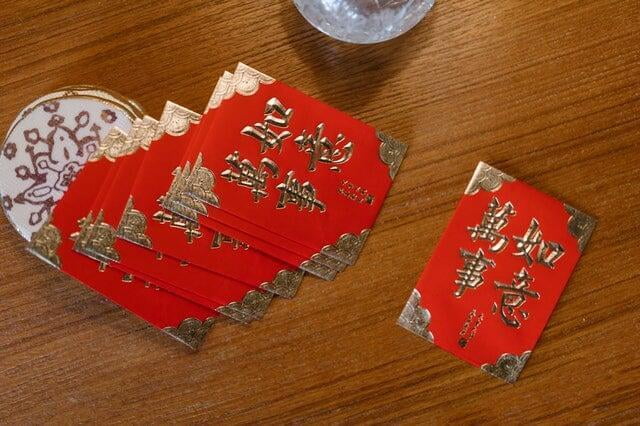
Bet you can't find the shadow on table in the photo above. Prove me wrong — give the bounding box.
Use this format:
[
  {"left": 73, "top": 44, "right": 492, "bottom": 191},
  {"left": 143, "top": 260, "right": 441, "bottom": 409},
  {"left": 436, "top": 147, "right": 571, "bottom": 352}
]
[{"left": 278, "top": 2, "right": 436, "bottom": 111}]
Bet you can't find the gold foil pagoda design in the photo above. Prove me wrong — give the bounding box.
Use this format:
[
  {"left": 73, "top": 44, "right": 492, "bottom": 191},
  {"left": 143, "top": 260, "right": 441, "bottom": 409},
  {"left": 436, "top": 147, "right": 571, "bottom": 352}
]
[
  {"left": 117, "top": 196, "right": 153, "bottom": 248},
  {"left": 27, "top": 219, "right": 62, "bottom": 268},
  {"left": 160, "top": 153, "right": 218, "bottom": 223},
  {"left": 70, "top": 210, "right": 120, "bottom": 271},
  {"left": 160, "top": 164, "right": 202, "bottom": 222},
  {"left": 184, "top": 153, "right": 219, "bottom": 208}
]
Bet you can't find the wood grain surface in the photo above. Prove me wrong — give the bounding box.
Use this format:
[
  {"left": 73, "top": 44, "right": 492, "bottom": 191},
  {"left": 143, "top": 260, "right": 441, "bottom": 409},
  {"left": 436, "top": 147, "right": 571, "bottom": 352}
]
[{"left": 1, "top": 1, "right": 638, "bottom": 423}]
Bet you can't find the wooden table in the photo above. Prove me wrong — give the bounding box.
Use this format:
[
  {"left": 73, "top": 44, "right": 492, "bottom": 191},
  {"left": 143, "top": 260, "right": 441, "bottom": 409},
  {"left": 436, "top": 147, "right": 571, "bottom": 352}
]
[{"left": 1, "top": 1, "right": 638, "bottom": 423}]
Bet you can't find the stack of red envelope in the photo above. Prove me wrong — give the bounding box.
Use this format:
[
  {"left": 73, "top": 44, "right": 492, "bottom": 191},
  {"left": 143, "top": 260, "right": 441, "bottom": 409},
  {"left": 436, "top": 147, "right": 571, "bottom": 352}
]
[{"left": 24, "top": 63, "right": 407, "bottom": 349}]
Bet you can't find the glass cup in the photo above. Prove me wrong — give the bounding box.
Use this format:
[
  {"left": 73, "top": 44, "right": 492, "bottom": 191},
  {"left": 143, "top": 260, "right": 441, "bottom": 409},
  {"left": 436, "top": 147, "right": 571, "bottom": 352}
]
[{"left": 293, "top": 0, "right": 435, "bottom": 44}]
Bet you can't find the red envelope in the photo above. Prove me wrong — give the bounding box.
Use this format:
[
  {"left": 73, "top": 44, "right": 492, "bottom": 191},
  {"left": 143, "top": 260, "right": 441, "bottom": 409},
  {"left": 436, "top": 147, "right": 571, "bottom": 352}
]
[
  {"left": 121, "top": 84, "right": 307, "bottom": 295},
  {"left": 26, "top": 137, "right": 218, "bottom": 350},
  {"left": 167, "top": 69, "right": 347, "bottom": 280},
  {"left": 161, "top": 63, "right": 406, "bottom": 278},
  {"left": 397, "top": 162, "right": 596, "bottom": 383},
  {"left": 165, "top": 69, "right": 346, "bottom": 280},
  {"left": 82, "top": 120, "right": 273, "bottom": 324}
]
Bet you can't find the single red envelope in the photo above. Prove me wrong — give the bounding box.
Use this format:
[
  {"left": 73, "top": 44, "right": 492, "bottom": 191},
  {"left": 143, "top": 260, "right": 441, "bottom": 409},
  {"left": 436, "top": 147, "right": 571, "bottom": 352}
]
[{"left": 397, "top": 162, "right": 596, "bottom": 383}]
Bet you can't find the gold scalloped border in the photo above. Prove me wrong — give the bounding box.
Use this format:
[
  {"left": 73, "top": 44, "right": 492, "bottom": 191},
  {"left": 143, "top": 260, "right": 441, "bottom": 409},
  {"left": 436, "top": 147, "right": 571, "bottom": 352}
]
[
  {"left": 163, "top": 317, "right": 216, "bottom": 350},
  {"left": 465, "top": 162, "right": 515, "bottom": 195},
  {"left": 260, "top": 269, "right": 305, "bottom": 299},
  {"left": 299, "top": 259, "right": 338, "bottom": 281},
  {"left": 481, "top": 351, "right": 532, "bottom": 383},
  {"left": 320, "top": 229, "right": 371, "bottom": 266},
  {"left": 377, "top": 131, "right": 408, "bottom": 180},
  {"left": 207, "top": 63, "right": 275, "bottom": 110},
  {"left": 216, "top": 290, "right": 273, "bottom": 324},
  {"left": 565, "top": 204, "right": 596, "bottom": 252},
  {"left": 158, "top": 101, "right": 201, "bottom": 137},
  {"left": 396, "top": 289, "right": 434, "bottom": 343},
  {"left": 90, "top": 115, "right": 161, "bottom": 162}
]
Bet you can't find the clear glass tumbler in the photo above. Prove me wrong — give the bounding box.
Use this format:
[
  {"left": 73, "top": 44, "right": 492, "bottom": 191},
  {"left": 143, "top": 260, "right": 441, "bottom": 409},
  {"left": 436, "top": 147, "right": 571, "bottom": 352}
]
[{"left": 292, "top": 0, "right": 435, "bottom": 44}]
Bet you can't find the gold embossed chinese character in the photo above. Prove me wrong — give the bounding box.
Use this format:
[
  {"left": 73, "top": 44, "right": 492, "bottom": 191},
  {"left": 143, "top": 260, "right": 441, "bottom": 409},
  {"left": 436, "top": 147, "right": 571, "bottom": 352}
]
[
  {"left": 467, "top": 197, "right": 515, "bottom": 252},
  {"left": 220, "top": 151, "right": 279, "bottom": 202},
  {"left": 152, "top": 210, "right": 202, "bottom": 244},
  {"left": 454, "top": 248, "right": 496, "bottom": 297},
  {"left": 493, "top": 268, "right": 540, "bottom": 328},
  {"left": 458, "top": 309, "right": 484, "bottom": 348},
  {"left": 241, "top": 97, "right": 293, "bottom": 153},
  {"left": 337, "top": 179, "right": 374, "bottom": 205},
  {"left": 513, "top": 218, "right": 565, "bottom": 268},
  {"left": 294, "top": 123, "right": 353, "bottom": 172},
  {"left": 276, "top": 171, "right": 326, "bottom": 213},
  {"left": 211, "top": 231, "right": 249, "bottom": 250}
]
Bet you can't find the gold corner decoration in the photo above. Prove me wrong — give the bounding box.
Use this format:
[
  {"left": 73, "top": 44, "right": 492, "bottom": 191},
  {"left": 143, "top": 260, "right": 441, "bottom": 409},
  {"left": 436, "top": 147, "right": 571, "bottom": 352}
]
[
  {"left": 481, "top": 351, "right": 532, "bottom": 384},
  {"left": 163, "top": 317, "right": 216, "bottom": 351},
  {"left": 116, "top": 196, "right": 153, "bottom": 248},
  {"left": 27, "top": 220, "right": 62, "bottom": 268},
  {"left": 90, "top": 126, "right": 128, "bottom": 162},
  {"left": 129, "top": 115, "right": 163, "bottom": 149},
  {"left": 207, "top": 65, "right": 275, "bottom": 110},
  {"left": 90, "top": 115, "right": 161, "bottom": 162},
  {"left": 564, "top": 204, "right": 596, "bottom": 252},
  {"left": 159, "top": 102, "right": 201, "bottom": 136},
  {"left": 216, "top": 290, "right": 274, "bottom": 324},
  {"left": 464, "top": 161, "right": 515, "bottom": 195},
  {"left": 396, "top": 289, "right": 434, "bottom": 343},
  {"left": 299, "top": 259, "right": 338, "bottom": 281},
  {"left": 260, "top": 269, "right": 305, "bottom": 299},
  {"left": 377, "top": 130, "right": 408, "bottom": 180},
  {"left": 320, "top": 229, "right": 371, "bottom": 266},
  {"left": 309, "top": 252, "right": 347, "bottom": 273},
  {"left": 207, "top": 71, "right": 237, "bottom": 110},
  {"left": 233, "top": 62, "right": 275, "bottom": 96}
]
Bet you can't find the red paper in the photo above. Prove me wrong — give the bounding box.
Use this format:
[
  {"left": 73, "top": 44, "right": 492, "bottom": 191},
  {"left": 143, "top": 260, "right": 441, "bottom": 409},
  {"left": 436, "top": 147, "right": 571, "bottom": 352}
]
[
  {"left": 162, "top": 63, "right": 406, "bottom": 279},
  {"left": 26, "top": 141, "right": 218, "bottom": 350},
  {"left": 86, "top": 122, "right": 273, "bottom": 324},
  {"left": 397, "top": 162, "right": 595, "bottom": 383},
  {"left": 122, "top": 83, "right": 306, "bottom": 296}
]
